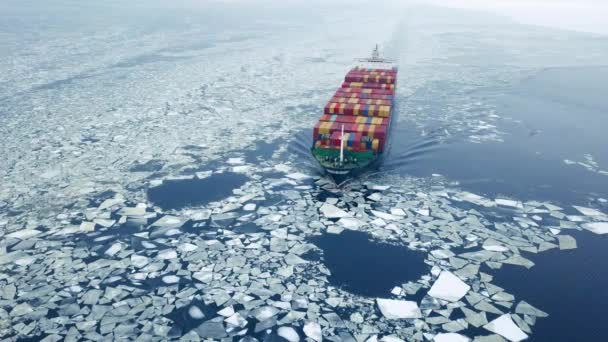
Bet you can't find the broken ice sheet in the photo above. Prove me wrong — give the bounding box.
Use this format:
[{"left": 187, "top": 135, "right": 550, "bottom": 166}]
[
  {"left": 428, "top": 271, "right": 471, "bottom": 302},
  {"left": 376, "top": 298, "right": 422, "bottom": 319},
  {"left": 483, "top": 314, "right": 528, "bottom": 342},
  {"left": 320, "top": 203, "right": 350, "bottom": 218},
  {"left": 150, "top": 215, "right": 188, "bottom": 228},
  {"left": 582, "top": 222, "right": 608, "bottom": 235},
  {"left": 573, "top": 205, "right": 606, "bottom": 217},
  {"left": 556, "top": 235, "right": 577, "bottom": 250}
]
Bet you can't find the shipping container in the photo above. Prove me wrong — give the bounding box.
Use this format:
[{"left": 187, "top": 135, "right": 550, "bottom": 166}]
[
  {"left": 334, "top": 90, "right": 394, "bottom": 100},
  {"left": 344, "top": 74, "right": 395, "bottom": 84},
  {"left": 313, "top": 121, "right": 387, "bottom": 142},
  {"left": 350, "top": 66, "right": 397, "bottom": 75},
  {"left": 338, "top": 87, "right": 394, "bottom": 95},
  {"left": 323, "top": 102, "right": 391, "bottom": 117},
  {"left": 320, "top": 114, "right": 389, "bottom": 126},
  {"left": 341, "top": 82, "right": 395, "bottom": 91},
  {"left": 330, "top": 96, "right": 392, "bottom": 106}
]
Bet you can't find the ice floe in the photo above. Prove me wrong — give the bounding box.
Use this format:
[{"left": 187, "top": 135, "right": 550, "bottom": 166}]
[
  {"left": 483, "top": 314, "right": 528, "bottom": 342},
  {"left": 582, "top": 222, "right": 608, "bottom": 234},
  {"left": 376, "top": 298, "right": 422, "bottom": 319},
  {"left": 428, "top": 271, "right": 471, "bottom": 302}
]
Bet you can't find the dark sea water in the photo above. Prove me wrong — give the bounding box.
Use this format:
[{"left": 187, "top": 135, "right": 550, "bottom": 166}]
[
  {"left": 388, "top": 67, "right": 608, "bottom": 205},
  {"left": 383, "top": 66, "right": 608, "bottom": 340}
]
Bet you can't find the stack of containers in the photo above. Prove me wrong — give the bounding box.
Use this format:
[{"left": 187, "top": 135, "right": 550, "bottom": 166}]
[{"left": 314, "top": 66, "right": 396, "bottom": 153}]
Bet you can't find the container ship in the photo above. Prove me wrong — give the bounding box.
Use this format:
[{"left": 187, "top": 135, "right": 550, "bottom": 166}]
[{"left": 311, "top": 45, "right": 397, "bottom": 183}]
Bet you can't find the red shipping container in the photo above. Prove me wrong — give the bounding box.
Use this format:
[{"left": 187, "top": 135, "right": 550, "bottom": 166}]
[
  {"left": 330, "top": 96, "right": 392, "bottom": 106},
  {"left": 320, "top": 114, "right": 389, "bottom": 126},
  {"left": 338, "top": 87, "right": 394, "bottom": 95},
  {"left": 341, "top": 82, "right": 395, "bottom": 91},
  {"left": 344, "top": 75, "right": 395, "bottom": 84},
  {"left": 334, "top": 90, "right": 394, "bottom": 100},
  {"left": 313, "top": 121, "right": 387, "bottom": 142},
  {"left": 350, "top": 67, "right": 397, "bottom": 75}
]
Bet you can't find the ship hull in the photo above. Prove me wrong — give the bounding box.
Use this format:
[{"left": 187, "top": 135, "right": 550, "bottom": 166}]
[{"left": 322, "top": 153, "right": 383, "bottom": 185}]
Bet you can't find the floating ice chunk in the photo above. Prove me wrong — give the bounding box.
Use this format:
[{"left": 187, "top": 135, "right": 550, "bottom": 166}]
[
  {"left": 215, "top": 307, "right": 234, "bottom": 319},
  {"left": 371, "top": 210, "right": 399, "bottom": 221},
  {"left": 475, "top": 301, "right": 503, "bottom": 315},
  {"left": 131, "top": 254, "right": 149, "bottom": 268},
  {"left": 6, "top": 229, "right": 42, "bottom": 239},
  {"left": 303, "top": 321, "right": 322, "bottom": 341},
  {"left": 195, "top": 320, "right": 227, "bottom": 339},
  {"left": 327, "top": 226, "right": 344, "bottom": 234},
  {"left": 557, "top": 235, "right": 577, "bottom": 250},
  {"left": 502, "top": 255, "right": 535, "bottom": 269},
  {"left": 189, "top": 209, "right": 211, "bottom": 221},
  {"left": 220, "top": 203, "right": 242, "bottom": 213},
  {"left": 287, "top": 172, "right": 312, "bottom": 181},
  {"left": 370, "top": 185, "right": 390, "bottom": 191},
  {"left": 227, "top": 255, "right": 246, "bottom": 267},
  {"left": 232, "top": 165, "right": 252, "bottom": 173},
  {"left": 94, "top": 218, "right": 114, "bottom": 228},
  {"left": 188, "top": 306, "right": 205, "bottom": 319},
  {"left": 79, "top": 221, "right": 96, "bottom": 232},
  {"left": 457, "top": 192, "right": 493, "bottom": 207},
  {"left": 284, "top": 254, "right": 307, "bottom": 265},
  {"left": 179, "top": 243, "right": 198, "bottom": 252},
  {"left": 434, "top": 333, "right": 470, "bottom": 342},
  {"left": 367, "top": 193, "right": 382, "bottom": 201},
  {"left": 390, "top": 208, "right": 406, "bottom": 216},
  {"left": 582, "top": 222, "right": 608, "bottom": 235},
  {"left": 243, "top": 203, "right": 257, "bottom": 211},
  {"left": 415, "top": 208, "right": 430, "bottom": 216},
  {"left": 338, "top": 217, "right": 365, "bottom": 230},
  {"left": 482, "top": 240, "right": 509, "bottom": 252},
  {"left": 350, "top": 312, "right": 364, "bottom": 323},
  {"left": 495, "top": 199, "right": 524, "bottom": 210},
  {"left": 157, "top": 249, "right": 178, "bottom": 260},
  {"left": 10, "top": 303, "right": 33, "bottom": 316},
  {"left": 278, "top": 326, "right": 300, "bottom": 342},
  {"left": 274, "top": 164, "right": 292, "bottom": 173},
  {"left": 151, "top": 215, "right": 188, "bottom": 228},
  {"left": 431, "top": 250, "right": 455, "bottom": 259},
  {"left": 225, "top": 312, "right": 248, "bottom": 328},
  {"left": 371, "top": 218, "right": 387, "bottom": 227},
  {"left": 99, "top": 197, "right": 124, "bottom": 210},
  {"left": 326, "top": 297, "right": 342, "bottom": 307},
  {"left": 515, "top": 301, "right": 548, "bottom": 317},
  {"left": 104, "top": 243, "right": 122, "bottom": 256},
  {"left": 428, "top": 271, "right": 470, "bottom": 302},
  {"left": 573, "top": 206, "right": 605, "bottom": 217},
  {"left": 227, "top": 157, "right": 245, "bottom": 165},
  {"left": 376, "top": 298, "right": 422, "bottom": 319},
  {"left": 162, "top": 275, "right": 180, "bottom": 284},
  {"left": 483, "top": 314, "right": 528, "bottom": 342},
  {"left": 380, "top": 336, "right": 405, "bottom": 342},
  {"left": 320, "top": 203, "right": 350, "bottom": 218},
  {"left": 118, "top": 206, "right": 146, "bottom": 217},
  {"left": 460, "top": 307, "right": 488, "bottom": 328},
  {"left": 391, "top": 287, "right": 403, "bottom": 296}
]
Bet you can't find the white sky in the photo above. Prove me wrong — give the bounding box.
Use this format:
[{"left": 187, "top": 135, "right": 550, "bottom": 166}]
[{"left": 428, "top": 0, "right": 608, "bottom": 34}]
